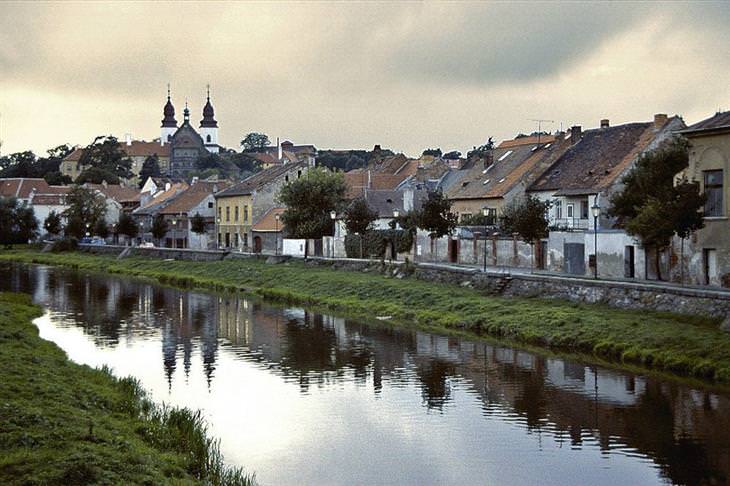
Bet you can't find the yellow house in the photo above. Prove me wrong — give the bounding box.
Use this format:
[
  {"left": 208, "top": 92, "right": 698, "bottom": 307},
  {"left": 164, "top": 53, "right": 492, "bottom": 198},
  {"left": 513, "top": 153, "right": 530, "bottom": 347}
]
[
  {"left": 60, "top": 140, "right": 171, "bottom": 182},
  {"left": 214, "top": 161, "right": 308, "bottom": 251}
]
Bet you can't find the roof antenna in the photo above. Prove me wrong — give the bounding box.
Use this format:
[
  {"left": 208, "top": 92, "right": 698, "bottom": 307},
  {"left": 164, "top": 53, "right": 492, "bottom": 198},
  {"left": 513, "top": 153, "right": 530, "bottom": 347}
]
[{"left": 529, "top": 119, "right": 554, "bottom": 145}]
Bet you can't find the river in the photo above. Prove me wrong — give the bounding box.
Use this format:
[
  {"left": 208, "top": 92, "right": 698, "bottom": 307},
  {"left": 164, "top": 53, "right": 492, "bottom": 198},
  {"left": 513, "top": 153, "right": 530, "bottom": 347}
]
[{"left": 3, "top": 263, "right": 729, "bottom": 485}]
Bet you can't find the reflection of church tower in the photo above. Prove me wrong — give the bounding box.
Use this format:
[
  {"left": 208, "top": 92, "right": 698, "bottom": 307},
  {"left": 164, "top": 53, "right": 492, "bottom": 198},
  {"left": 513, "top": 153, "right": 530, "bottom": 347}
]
[
  {"left": 199, "top": 85, "right": 219, "bottom": 153},
  {"left": 160, "top": 84, "right": 177, "bottom": 145},
  {"left": 162, "top": 319, "right": 179, "bottom": 392},
  {"left": 200, "top": 313, "right": 218, "bottom": 389}
]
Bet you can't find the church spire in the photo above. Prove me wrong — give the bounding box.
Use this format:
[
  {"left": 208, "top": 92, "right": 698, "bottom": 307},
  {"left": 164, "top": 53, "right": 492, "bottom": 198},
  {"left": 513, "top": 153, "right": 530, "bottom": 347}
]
[
  {"left": 183, "top": 99, "right": 190, "bottom": 123},
  {"left": 161, "top": 83, "right": 177, "bottom": 128},
  {"left": 200, "top": 84, "right": 217, "bottom": 128}
]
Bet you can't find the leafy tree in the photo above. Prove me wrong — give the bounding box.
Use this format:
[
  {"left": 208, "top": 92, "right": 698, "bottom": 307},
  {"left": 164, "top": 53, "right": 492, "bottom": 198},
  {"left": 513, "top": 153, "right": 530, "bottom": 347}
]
[
  {"left": 499, "top": 195, "right": 551, "bottom": 269},
  {"left": 343, "top": 198, "right": 378, "bottom": 235},
  {"left": 422, "top": 148, "right": 442, "bottom": 158},
  {"left": 76, "top": 166, "right": 120, "bottom": 185},
  {"left": 138, "top": 154, "right": 161, "bottom": 187},
  {"left": 278, "top": 168, "right": 347, "bottom": 255},
  {"left": 77, "top": 135, "right": 133, "bottom": 181},
  {"left": 63, "top": 186, "right": 107, "bottom": 235},
  {"left": 443, "top": 151, "right": 462, "bottom": 160},
  {"left": 44, "top": 211, "right": 62, "bottom": 237},
  {"left": 151, "top": 213, "right": 168, "bottom": 245},
  {"left": 44, "top": 171, "right": 73, "bottom": 185},
  {"left": 225, "top": 151, "right": 262, "bottom": 175},
  {"left": 417, "top": 190, "right": 457, "bottom": 261},
  {"left": 240, "top": 132, "right": 271, "bottom": 150},
  {"left": 94, "top": 218, "right": 109, "bottom": 239},
  {"left": 467, "top": 137, "right": 495, "bottom": 160},
  {"left": 0, "top": 151, "right": 37, "bottom": 178},
  {"left": 116, "top": 212, "right": 138, "bottom": 243},
  {"left": 191, "top": 213, "right": 207, "bottom": 234},
  {"left": 392, "top": 209, "right": 420, "bottom": 260},
  {"left": 194, "top": 153, "right": 240, "bottom": 179},
  {"left": 0, "top": 197, "right": 38, "bottom": 247},
  {"left": 609, "top": 138, "right": 705, "bottom": 280}
]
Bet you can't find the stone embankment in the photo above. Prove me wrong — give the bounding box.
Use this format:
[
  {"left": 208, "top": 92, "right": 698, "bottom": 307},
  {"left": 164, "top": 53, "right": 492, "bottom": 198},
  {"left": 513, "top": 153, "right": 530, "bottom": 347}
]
[{"left": 79, "top": 245, "right": 730, "bottom": 321}]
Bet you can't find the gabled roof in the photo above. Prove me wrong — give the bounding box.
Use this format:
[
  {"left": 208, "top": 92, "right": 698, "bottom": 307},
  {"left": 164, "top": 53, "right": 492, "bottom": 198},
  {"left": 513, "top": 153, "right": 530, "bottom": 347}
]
[
  {"left": 252, "top": 207, "right": 286, "bottom": 232},
  {"left": 529, "top": 122, "right": 660, "bottom": 195},
  {"left": 160, "top": 181, "right": 227, "bottom": 215},
  {"left": 679, "top": 111, "right": 730, "bottom": 135},
  {"left": 63, "top": 141, "right": 170, "bottom": 162},
  {"left": 446, "top": 137, "right": 565, "bottom": 201},
  {"left": 215, "top": 162, "right": 306, "bottom": 198},
  {"left": 84, "top": 183, "right": 141, "bottom": 203},
  {"left": 498, "top": 134, "right": 555, "bottom": 149},
  {"left": 0, "top": 178, "right": 70, "bottom": 199},
  {"left": 30, "top": 194, "right": 67, "bottom": 206},
  {"left": 133, "top": 182, "right": 189, "bottom": 214}
]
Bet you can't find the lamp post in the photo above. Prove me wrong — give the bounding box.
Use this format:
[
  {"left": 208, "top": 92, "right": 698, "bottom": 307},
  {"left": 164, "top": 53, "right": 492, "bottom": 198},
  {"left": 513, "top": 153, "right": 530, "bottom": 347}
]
[
  {"left": 591, "top": 202, "right": 600, "bottom": 279},
  {"left": 330, "top": 210, "right": 337, "bottom": 258},
  {"left": 85, "top": 222, "right": 90, "bottom": 238},
  {"left": 393, "top": 209, "right": 400, "bottom": 262},
  {"left": 481, "top": 207, "right": 489, "bottom": 272},
  {"left": 275, "top": 213, "right": 280, "bottom": 256},
  {"left": 171, "top": 218, "right": 176, "bottom": 249}
]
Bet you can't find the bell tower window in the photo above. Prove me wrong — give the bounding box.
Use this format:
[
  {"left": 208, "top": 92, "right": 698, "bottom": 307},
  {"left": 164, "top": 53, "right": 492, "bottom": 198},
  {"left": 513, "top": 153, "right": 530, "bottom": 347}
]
[{"left": 206, "top": 135, "right": 211, "bottom": 143}]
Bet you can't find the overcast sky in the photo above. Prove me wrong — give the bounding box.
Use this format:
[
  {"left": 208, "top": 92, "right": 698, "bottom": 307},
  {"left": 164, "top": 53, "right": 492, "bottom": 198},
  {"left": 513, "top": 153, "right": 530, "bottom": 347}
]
[{"left": 1, "top": 1, "right": 729, "bottom": 157}]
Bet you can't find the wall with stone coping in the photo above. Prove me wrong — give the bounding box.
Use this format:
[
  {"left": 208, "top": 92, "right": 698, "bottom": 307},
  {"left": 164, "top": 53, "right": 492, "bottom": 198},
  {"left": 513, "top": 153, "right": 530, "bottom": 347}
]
[{"left": 78, "top": 244, "right": 228, "bottom": 261}]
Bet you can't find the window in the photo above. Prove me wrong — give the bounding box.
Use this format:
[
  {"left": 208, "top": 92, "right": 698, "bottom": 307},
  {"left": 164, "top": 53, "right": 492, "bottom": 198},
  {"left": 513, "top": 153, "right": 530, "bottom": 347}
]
[
  {"left": 244, "top": 205, "right": 249, "bottom": 222},
  {"left": 285, "top": 175, "right": 289, "bottom": 182},
  {"left": 704, "top": 170, "right": 723, "bottom": 216},
  {"left": 498, "top": 150, "right": 513, "bottom": 162},
  {"left": 243, "top": 233, "right": 248, "bottom": 247},
  {"left": 580, "top": 198, "right": 589, "bottom": 219},
  {"left": 298, "top": 170, "right": 302, "bottom": 178},
  {"left": 217, "top": 206, "right": 221, "bottom": 220},
  {"left": 234, "top": 233, "right": 239, "bottom": 247},
  {"left": 554, "top": 199, "right": 562, "bottom": 219},
  {"left": 206, "top": 134, "right": 211, "bottom": 143},
  {"left": 566, "top": 204, "right": 574, "bottom": 219},
  {"left": 226, "top": 206, "right": 230, "bottom": 222},
  {"left": 208, "top": 202, "right": 213, "bottom": 209},
  {"left": 234, "top": 206, "right": 239, "bottom": 221},
  {"left": 461, "top": 213, "right": 472, "bottom": 222}
]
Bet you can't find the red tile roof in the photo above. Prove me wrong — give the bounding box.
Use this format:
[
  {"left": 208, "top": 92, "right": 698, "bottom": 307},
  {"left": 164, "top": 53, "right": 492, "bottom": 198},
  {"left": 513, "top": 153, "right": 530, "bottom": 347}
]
[
  {"left": 85, "top": 183, "right": 141, "bottom": 203},
  {"left": 0, "top": 178, "right": 70, "bottom": 199},
  {"left": 252, "top": 207, "right": 286, "bottom": 232},
  {"left": 160, "top": 181, "right": 229, "bottom": 215},
  {"left": 63, "top": 141, "right": 170, "bottom": 162}
]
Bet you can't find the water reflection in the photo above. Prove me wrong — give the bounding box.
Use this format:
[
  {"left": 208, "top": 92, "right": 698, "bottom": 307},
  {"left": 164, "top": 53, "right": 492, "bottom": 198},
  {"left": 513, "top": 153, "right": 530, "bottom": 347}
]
[{"left": 4, "top": 263, "right": 730, "bottom": 486}]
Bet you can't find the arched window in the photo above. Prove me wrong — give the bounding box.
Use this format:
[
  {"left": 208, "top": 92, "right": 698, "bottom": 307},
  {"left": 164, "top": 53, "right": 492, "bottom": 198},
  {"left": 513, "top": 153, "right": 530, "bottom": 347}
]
[{"left": 206, "top": 135, "right": 212, "bottom": 143}]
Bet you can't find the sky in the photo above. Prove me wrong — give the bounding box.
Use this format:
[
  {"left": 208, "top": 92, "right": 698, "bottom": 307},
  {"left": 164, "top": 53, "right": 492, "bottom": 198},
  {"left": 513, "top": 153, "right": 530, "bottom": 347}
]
[{"left": 1, "top": 1, "right": 729, "bottom": 158}]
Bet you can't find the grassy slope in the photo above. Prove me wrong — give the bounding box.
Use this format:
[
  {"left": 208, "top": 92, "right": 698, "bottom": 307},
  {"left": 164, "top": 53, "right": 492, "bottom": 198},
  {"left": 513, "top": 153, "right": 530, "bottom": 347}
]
[
  {"left": 3, "top": 250, "right": 730, "bottom": 384},
  {"left": 0, "top": 291, "right": 255, "bottom": 486}
]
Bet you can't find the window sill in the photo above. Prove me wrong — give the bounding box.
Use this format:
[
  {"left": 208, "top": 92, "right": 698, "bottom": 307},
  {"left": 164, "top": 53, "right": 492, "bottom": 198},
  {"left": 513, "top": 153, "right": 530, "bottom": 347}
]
[{"left": 703, "top": 216, "right": 728, "bottom": 221}]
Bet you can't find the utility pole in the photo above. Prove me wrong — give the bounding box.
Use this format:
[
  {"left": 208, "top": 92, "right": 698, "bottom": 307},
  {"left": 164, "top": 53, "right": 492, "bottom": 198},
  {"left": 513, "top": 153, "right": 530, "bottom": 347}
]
[{"left": 529, "top": 118, "right": 554, "bottom": 144}]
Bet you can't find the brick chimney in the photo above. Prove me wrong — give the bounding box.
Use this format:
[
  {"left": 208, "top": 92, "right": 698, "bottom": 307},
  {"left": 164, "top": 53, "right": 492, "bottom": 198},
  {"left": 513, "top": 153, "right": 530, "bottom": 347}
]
[
  {"left": 600, "top": 119, "right": 609, "bottom": 129},
  {"left": 654, "top": 113, "right": 668, "bottom": 129},
  {"left": 482, "top": 150, "right": 494, "bottom": 170},
  {"left": 570, "top": 126, "right": 582, "bottom": 145}
]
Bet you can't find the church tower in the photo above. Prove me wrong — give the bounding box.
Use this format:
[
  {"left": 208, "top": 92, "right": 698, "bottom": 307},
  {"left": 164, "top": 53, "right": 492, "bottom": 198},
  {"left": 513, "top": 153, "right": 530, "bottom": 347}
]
[
  {"left": 199, "top": 85, "right": 219, "bottom": 153},
  {"left": 160, "top": 84, "right": 177, "bottom": 145}
]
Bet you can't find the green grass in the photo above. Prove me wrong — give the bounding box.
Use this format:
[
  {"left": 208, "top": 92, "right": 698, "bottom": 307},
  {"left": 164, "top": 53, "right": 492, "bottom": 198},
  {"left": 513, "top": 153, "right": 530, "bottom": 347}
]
[
  {"left": 0, "top": 291, "right": 256, "bottom": 486},
  {"left": 3, "top": 250, "right": 730, "bottom": 384}
]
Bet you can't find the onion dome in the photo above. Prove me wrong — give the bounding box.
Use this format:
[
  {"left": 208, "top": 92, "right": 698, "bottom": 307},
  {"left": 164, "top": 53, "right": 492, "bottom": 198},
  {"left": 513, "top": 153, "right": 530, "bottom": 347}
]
[
  {"left": 183, "top": 101, "right": 190, "bottom": 123},
  {"left": 200, "top": 85, "right": 218, "bottom": 128},
  {"left": 161, "top": 86, "right": 177, "bottom": 127}
]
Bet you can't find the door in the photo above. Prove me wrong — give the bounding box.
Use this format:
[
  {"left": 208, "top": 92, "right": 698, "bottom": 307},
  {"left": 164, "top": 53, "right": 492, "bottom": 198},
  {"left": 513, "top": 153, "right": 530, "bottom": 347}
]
[
  {"left": 703, "top": 249, "right": 717, "bottom": 285},
  {"left": 566, "top": 204, "right": 575, "bottom": 228},
  {"left": 563, "top": 242, "right": 585, "bottom": 275},
  {"left": 253, "top": 236, "right": 262, "bottom": 253},
  {"left": 624, "top": 246, "right": 635, "bottom": 278},
  {"left": 537, "top": 240, "right": 547, "bottom": 270},
  {"left": 448, "top": 238, "right": 459, "bottom": 263}
]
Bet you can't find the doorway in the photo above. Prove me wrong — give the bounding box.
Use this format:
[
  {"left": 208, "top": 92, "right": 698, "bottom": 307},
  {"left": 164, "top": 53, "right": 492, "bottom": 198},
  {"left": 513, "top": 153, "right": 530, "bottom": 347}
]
[
  {"left": 624, "top": 246, "right": 635, "bottom": 278},
  {"left": 253, "top": 236, "right": 262, "bottom": 253},
  {"left": 448, "top": 238, "right": 459, "bottom": 263},
  {"left": 703, "top": 248, "right": 717, "bottom": 285}
]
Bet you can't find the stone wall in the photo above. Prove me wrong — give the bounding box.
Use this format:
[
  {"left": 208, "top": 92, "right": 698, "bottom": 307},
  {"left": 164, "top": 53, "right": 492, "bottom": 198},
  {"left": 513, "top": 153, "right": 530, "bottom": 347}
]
[{"left": 78, "top": 244, "right": 228, "bottom": 261}]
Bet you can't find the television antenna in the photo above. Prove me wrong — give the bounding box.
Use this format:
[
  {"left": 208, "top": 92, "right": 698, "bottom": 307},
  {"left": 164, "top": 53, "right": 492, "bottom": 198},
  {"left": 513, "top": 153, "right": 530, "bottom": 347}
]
[{"left": 529, "top": 118, "right": 554, "bottom": 144}]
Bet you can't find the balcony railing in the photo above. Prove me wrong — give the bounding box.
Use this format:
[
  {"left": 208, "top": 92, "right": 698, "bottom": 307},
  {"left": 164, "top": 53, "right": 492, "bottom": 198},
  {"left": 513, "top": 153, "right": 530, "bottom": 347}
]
[{"left": 550, "top": 218, "right": 590, "bottom": 231}]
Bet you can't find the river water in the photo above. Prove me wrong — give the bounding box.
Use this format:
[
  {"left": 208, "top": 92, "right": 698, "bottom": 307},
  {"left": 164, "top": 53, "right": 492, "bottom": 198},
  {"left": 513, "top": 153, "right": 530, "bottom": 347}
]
[{"left": 4, "top": 263, "right": 730, "bottom": 485}]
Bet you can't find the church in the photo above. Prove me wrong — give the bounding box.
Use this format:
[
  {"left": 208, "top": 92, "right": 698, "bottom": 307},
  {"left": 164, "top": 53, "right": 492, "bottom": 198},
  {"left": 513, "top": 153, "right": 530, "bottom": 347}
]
[{"left": 160, "top": 87, "right": 221, "bottom": 177}]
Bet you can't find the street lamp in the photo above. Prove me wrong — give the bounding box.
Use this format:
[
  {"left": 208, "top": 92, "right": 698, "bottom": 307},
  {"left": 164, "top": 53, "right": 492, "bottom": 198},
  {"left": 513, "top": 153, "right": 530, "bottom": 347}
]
[
  {"left": 591, "top": 202, "right": 601, "bottom": 279},
  {"left": 481, "top": 207, "right": 489, "bottom": 272},
  {"left": 171, "top": 218, "right": 177, "bottom": 249},
  {"left": 85, "top": 222, "right": 90, "bottom": 238},
  {"left": 392, "top": 210, "right": 400, "bottom": 262},
  {"left": 216, "top": 217, "right": 221, "bottom": 249},
  {"left": 330, "top": 210, "right": 337, "bottom": 258},
  {"left": 275, "top": 213, "right": 280, "bottom": 256}
]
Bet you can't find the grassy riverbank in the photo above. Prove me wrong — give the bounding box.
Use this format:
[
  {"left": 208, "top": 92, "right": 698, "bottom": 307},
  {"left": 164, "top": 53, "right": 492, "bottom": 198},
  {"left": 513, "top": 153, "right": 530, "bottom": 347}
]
[
  {"left": 0, "top": 291, "right": 255, "bottom": 485},
  {"left": 3, "top": 249, "right": 730, "bottom": 384}
]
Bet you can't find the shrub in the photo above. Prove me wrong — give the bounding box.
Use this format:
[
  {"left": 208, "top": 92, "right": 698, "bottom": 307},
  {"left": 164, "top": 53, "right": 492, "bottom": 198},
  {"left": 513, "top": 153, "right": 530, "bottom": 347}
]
[{"left": 51, "top": 237, "right": 78, "bottom": 252}]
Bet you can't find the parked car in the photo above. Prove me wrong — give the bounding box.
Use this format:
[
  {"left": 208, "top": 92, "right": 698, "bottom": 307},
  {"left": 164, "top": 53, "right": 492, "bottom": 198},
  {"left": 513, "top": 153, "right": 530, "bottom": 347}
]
[
  {"left": 79, "top": 237, "right": 106, "bottom": 246},
  {"left": 139, "top": 242, "right": 154, "bottom": 248}
]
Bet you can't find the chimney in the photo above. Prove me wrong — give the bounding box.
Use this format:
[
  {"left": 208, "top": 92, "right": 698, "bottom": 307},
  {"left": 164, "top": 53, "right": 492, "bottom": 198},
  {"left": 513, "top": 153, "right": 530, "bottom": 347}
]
[
  {"left": 191, "top": 176, "right": 199, "bottom": 185},
  {"left": 277, "top": 137, "right": 282, "bottom": 161},
  {"left": 654, "top": 113, "right": 668, "bottom": 129},
  {"left": 570, "top": 126, "right": 582, "bottom": 145},
  {"left": 600, "top": 119, "right": 609, "bottom": 129},
  {"left": 124, "top": 133, "right": 132, "bottom": 146},
  {"left": 483, "top": 150, "right": 494, "bottom": 170},
  {"left": 367, "top": 170, "right": 372, "bottom": 189},
  {"left": 403, "top": 186, "right": 414, "bottom": 212},
  {"left": 165, "top": 182, "right": 171, "bottom": 191}
]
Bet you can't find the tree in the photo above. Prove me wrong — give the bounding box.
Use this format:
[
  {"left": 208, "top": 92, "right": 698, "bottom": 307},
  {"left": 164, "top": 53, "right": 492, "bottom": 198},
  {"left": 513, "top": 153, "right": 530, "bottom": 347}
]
[
  {"left": 116, "top": 212, "right": 138, "bottom": 244},
  {"left": 240, "top": 132, "right": 271, "bottom": 150},
  {"left": 278, "top": 168, "right": 347, "bottom": 256},
  {"left": 77, "top": 135, "right": 133, "bottom": 181},
  {"left": 151, "top": 213, "right": 168, "bottom": 246},
  {"left": 343, "top": 198, "right": 378, "bottom": 235},
  {"left": 44, "top": 211, "right": 62, "bottom": 238},
  {"left": 443, "top": 151, "right": 462, "bottom": 160},
  {"left": 499, "top": 195, "right": 551, "bottom": 270},
  {"left": 417, "top": 190, "right": 457, "bottom": 261},
  {"left": 422, "top": 148, "right": 442, "bottom": 158},
  {"left": 76, "top": 166, "right": 120, "bottom": 185},
  {"left": 0, "top": 197, "right": 38, "bottom": 247},
  {"left": 609, "top": 138, "right": 705, "bottom": 280},
  {"left": 63, "top": 186, "right": 107, "bottom": 235},
  {"left": 467, "top": 137, "right": 495, "bottom": 160},
  {"left": 191, "top": 213, "right": 207, "bottom": 234},
  {"left": 44, "top": 171, "right": 73, "bottom": 185},
  {"left": 94, "top": 218, "right": 109, "bottom": 239},
  {"left": 138, "top": 154, "right": 161, "bottom": 187}
]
